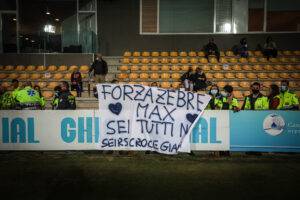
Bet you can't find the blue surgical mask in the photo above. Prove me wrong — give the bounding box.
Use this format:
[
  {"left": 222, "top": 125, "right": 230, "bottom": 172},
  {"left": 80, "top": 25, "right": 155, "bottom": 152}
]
[
  {"left": 210, "top": 89, "right": 218, "bottom": 95},
  {"left": 281, "top": 85, "right": 288, "bottom": 92}
]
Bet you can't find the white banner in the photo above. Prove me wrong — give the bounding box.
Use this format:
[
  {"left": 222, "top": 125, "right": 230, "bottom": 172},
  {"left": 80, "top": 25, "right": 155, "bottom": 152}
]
[
  {"left": 96, "top": 84, "right": 211, "bottom": 154},
  {"left": 0, "top": 110, "right": 229, "bottom": 151}
]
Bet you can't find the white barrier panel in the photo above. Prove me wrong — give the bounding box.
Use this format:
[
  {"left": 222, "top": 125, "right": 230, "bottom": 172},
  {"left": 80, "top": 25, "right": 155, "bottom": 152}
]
[{"left": 0, "top": 110, "right": 229, "bottom": 151}]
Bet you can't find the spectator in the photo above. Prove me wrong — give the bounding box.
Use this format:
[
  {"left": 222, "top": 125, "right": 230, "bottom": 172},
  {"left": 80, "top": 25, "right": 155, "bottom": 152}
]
[
  {"left": 11, "top": 79, "right": 21, "bottom": 99},
  {"left": 263, "top": 36, "right": 277, "bottom": 60},
  {"left": 71, "top": 69, "right": 83, "bottom": 97},
  {"left": 33, "top": 85, "right": 45, "bottom": 109},
  {"left": 204, "top": 38, "right": 220, "bottom": 62},
  {"left": 278, "top": 80, "right": 299, "bottom": 110},
  {"left": 221, "top": 85, "right": 240, "bottom": 111},
  {"left": 242, "top": 82, "right": 269, "bottom": 110},
  {"left": 89, "top": 53, "right": 108, "bottom": 83},
  {"left": 180, "top": 66, "right": 193, "bottom": 91},
  {"left": 268, "top": 84, "right": 281, "bottom": 110},
  {"left": 14, "top": 81, "right": 45, "bottom": 110},
  {"left": 206, "top": 84, "right": 222, "bottom": 110},
  {"left": 0, "top": 84, "right": 15, "bottom": 110},
  {"left": 239, "top": 38, "right": 248, "bottom": 58},
  {"left": 56, "top": 81, "right": 76, "bottom": 110},
  {"left": 191, "top": 67, "right": 207, "bottom": 92},
  {"left": 51, "top": 86, "right": 61, "bottom": 110}
]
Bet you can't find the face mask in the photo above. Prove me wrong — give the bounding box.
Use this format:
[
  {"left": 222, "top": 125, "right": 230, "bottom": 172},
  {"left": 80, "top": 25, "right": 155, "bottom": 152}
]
[
  {"left": 210, "top": 89, "right": 218, "bottom": 95},
  {"left": 281, "top": 86, "right": 288, "bottom": 92},
  {"left": 252, "top": 89, "right": 259, "bottom": 94}
]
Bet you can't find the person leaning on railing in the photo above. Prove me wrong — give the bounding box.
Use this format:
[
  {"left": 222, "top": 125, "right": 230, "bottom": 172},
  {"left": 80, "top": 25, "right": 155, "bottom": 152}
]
[
  {"left": 0, "top": 83, "right": 15, "bottom": 110},
  {"left": 220, "top": 85, "right": 240, "bottom": 112},
  {"left": 242, "top": 82, "right": 269, "bottom": 110},
  {"left": 278, "top": 80, "right": 299, "bottom": 110},
  {"left": 206, "top": 84, "right": 222, "bottom": 110}
]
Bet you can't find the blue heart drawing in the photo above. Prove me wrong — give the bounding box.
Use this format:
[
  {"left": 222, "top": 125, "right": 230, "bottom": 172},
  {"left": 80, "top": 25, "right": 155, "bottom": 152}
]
[
  {"left": 108, "top": 103, "right": 122, "bottom": 115},
  {"left": 186, "top": 113, "right": 198, "bottom": 123}
]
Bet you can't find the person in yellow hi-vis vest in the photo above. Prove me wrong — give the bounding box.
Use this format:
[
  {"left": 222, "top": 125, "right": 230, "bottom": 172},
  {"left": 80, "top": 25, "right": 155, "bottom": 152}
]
[
  {"left": 242, "top": 82, "right": 269, "bottom": 110},
  {"left": 278, "top": 80, "right": 299, "bottom": 110},
  {"left": 221, "top": 85, "right": 240, "bottom": 112},
  {"left": 206, "top": 84, "right": 222, "bottom": 110},
  {"left": 11, "top": 79, "right": 22, "bottom": 99},
  {"left": 14, "top": 81, "right": 45, "bottom": 110}
]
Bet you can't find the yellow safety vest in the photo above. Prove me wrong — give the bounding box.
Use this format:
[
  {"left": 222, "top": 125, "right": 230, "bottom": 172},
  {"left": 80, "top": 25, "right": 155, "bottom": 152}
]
[
  {"left": 278, "top": 90, "right": 299, "bottom": 110},
  {"left": 243, "top": 95, "right": 269, "bottom": 110}
]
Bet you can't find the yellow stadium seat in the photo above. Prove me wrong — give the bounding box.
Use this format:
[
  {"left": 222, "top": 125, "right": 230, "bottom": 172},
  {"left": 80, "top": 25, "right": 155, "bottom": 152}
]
[
  {"left": 151, "top": 58, "right": 159, "bottom": 64},
  {"left": 128, "top": 81, "right": 137, "bottom": 85},
  {"left": 139, "top": 73, "right": 149, "bottom": 79},
  {"left": 269, "top": 58, "right": 278, "bottom": 63},
  {"left": 26, "top": 65, "right": 36, "bottom": 71},
  {"left": 285, "top": 65, "right": 294, "bottom": 70},
  {"left": 4, "top": 65, "right": 14, "bottom": 71},
  {"left": 220, "top": 51, "right": 225, "bottom": 56},
  {"left": 236, "top": 73, "right": 246, "bottom": 79},
  {"left": 188, "top": 51, "right": 197, "bottom": 57},
  {"left": 150, "top": 73, "right": 159, "bottom": 79},
  {"left": 243, "top": 91, "right": 251, "bottom": 97},
  {"left": 129, "top": 73, "right": 139, "bottom": 79},
  {"left": 179, "top": 52, "right": 187, "bottom": 57},
  {"left": 294, "top": 50, "right": 300, "bottom": 55},
  {"left": 258, "top": 73, "right": 268, "bottom": 79},
  {"left": 119, "top": 65, "right": 129, "bottom": 71},
  {"left": 261, "top": 81, "right": 272, "bottom": 88},
  {"left": 263, "top": 65, "right": 273, "bottom": 71},
  {"left": 225, "top": 73, "right": 235, "bottom": 79},
  {"left": 53, "top": 73, "right": 63, "bottom": 80},
  {"left": 19, "top": 74, "right": 29, "bottom": 80},
  {"left": 279, "top": 57, "right": 288, "bottom": 62},
  {"left": 291, "top": 73, "right": 300, "bottom": 78},
  {"left": 122, "top": 58, "right": 130, "bottom": 64},
  {"left": 180, "top": 58, "right": 188, "bottom": 64},
  {"left": 290, "top": 57, "right": 298, "bottom": 62},
  {"left": 268, "top": 73, "right": 279, "bottom": 79},
  {"left": 246, "top": 72, "right": 257, "bottom": 79},
  {"left": 212, "top": 65, "right": 222, "bottom": 71},
  {"left": 170, "top": 52, "right": 178, "bottom": 57},
  {"left": 253, "top": 65, "right": 262, "bottom": 70},
  {"left": 228, "top": 81, "right": 239, "bottom": 88},
  {"left": 206, "top": 73, "right": 213, "bottom": 79},
  {"left": 142, "top": 52, "right": 150, "bottom": 57},
  {"left": 133, "top": 52, "right": 141, "bottom": 57},
  {"left": 289, "top": 81, "right": 298, "bottom": 88},
  {"left": 160, "top": 58, "right": 169, "bottom": 64},
  {"left": 69, "top": 65, "right": 78, "bottom": 71},
  {"left": 0, "top": 73, "right": 7, "bottom": 79},
  {"left": 160, "top": 52, "right": 169, "bottom": 57},
  {"left": 64, "top": 73, "right": 72, "bottom": 79},
  {"left": 202, "top": 65, "right": 210, "bottom": 71},
  {"left": 171, "top": 58, "right": 179, "bottom": 64},
  {"left": 30, "top": 73, "right": 41, "bottom": 80},
  {"left": 214, "top": 73, "right": 224, "bottom": 79},
  {"left": 254, "top": 51, "right": 262, "bottom": 56},
  {"left": 199, "top": 57, "right": 208, "bottom": 64},
  {"left": 220, "top": 57, "right": 228, "bottom": 63},
  {"left": 171, "top": 73, "right": 181, "bottom": 79},
  {"left": 247, "top": 51, "right": 254, "bottom": 56},
  {"left": 117, "top": 73, "right": 128, "bottom": 79},
  {"left": 233, "top": 91, "right": 243, "bottom": 99},
  {"left": 42, "top": 91, "right": 54, "bottom": 99},
  {"left": 225, "top": 51, "right": 234, "bottom": 56},
  {"left": 190, "top": 58, "right": 198, "bottom": 64},
  {"left": 15, "top": 65, "right": 25, "bottom": 71},
  {"left": 141, "top": 58, "right": 149, "bottom": 64},
  {"left": 239, "top": 81, "right": 250, "bottom": 88},
  {"left": 181, "top": 65, "right": 189, "bottom": 71},
  {"left": 130, "top": 65, "right": 139, "bottom": 71},
  {"left": 80, "top": 65, "right": 89, "bottom": 72},
  {"left": 283, "top": 50, "right": 292, "bottom": 56},
  {"left": 161, "top": 82, "right": 171, "bottom": 88},
  {"left": 47, "top": 82, "right": 59, "bottom": 89},
  {"left": 209, "top": 57, "right": 218, "bottom": 64},
  {"left": 36, "top": 65, "right": 46, "bottom": 71},
  {"left": 161, "top": 65, "right": 169, "bottom": 71},
  {"left": 295, "top": 65, "right": 300, "bottom": 70},
  {"left": 161, "top": 73, "right": 170, "bottom": 79},
  {"left": 280, "top": 73, "right": 290, "bottom": 79},
  {"left": 139, "top": 82, "right": 149, "bottom": 86},
  {"left": 123, "top": 51, "right": 131, "bottom": 57},
  {"left": 171, "top": 65, "right": 180, "bottom": 71},
  {"left": 151, "top": 65, "right": 159, "bottom": 71},
  {"left": 217, "top": 81, "right": 227, "bottom": 88},
  {"left": 8, "top": 73, "right": 18, "bottom": 79},
  {"left": 140, "top": 65, "right": 149, "bottom": 71},
  {"left": 248, "top": 57, "right": 258, "bottom": 63},
  {"left": 1, "top": 82, "right": 10, "bottom": 87},
  {"left": 132, "top": 58, "right": 140, "bottom": 64},
  {"left": 232, "top": 65, "right": 242, "bottom": 71},
  {"left": 151, "top": 52, "right": 159, "bottom": 57},
  {"left": 198, "top": 51, "right": 205, "bottom": 56},
  {"left": 242, "top": 65, "right": 252, "bottom": 70},
  {"left": 172, "top": 82, "right": 181, "bottom": 88},
  {"left": 70, "top": 91, "right": 77, "bottom": 97},
  {"left": 229, "top": 58, "right": 237, "bottom": 63},
  {"left": 239, "top": 58, "right": 248, "bottom": 63},
  {"left": 37, "top": 82, "right": 47, "bottom": 88},
  {"left": 47, "top": 65, "right": 57, "bottom": 71},
  {"left": 273, "top": 65, "right": 285, "bottom": 70},
  {"left": 57, "top": 65, "right": 68, "bottom": 71},
  {"left": 259, "top": 57, "right": 267, "bottom": 63}
]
